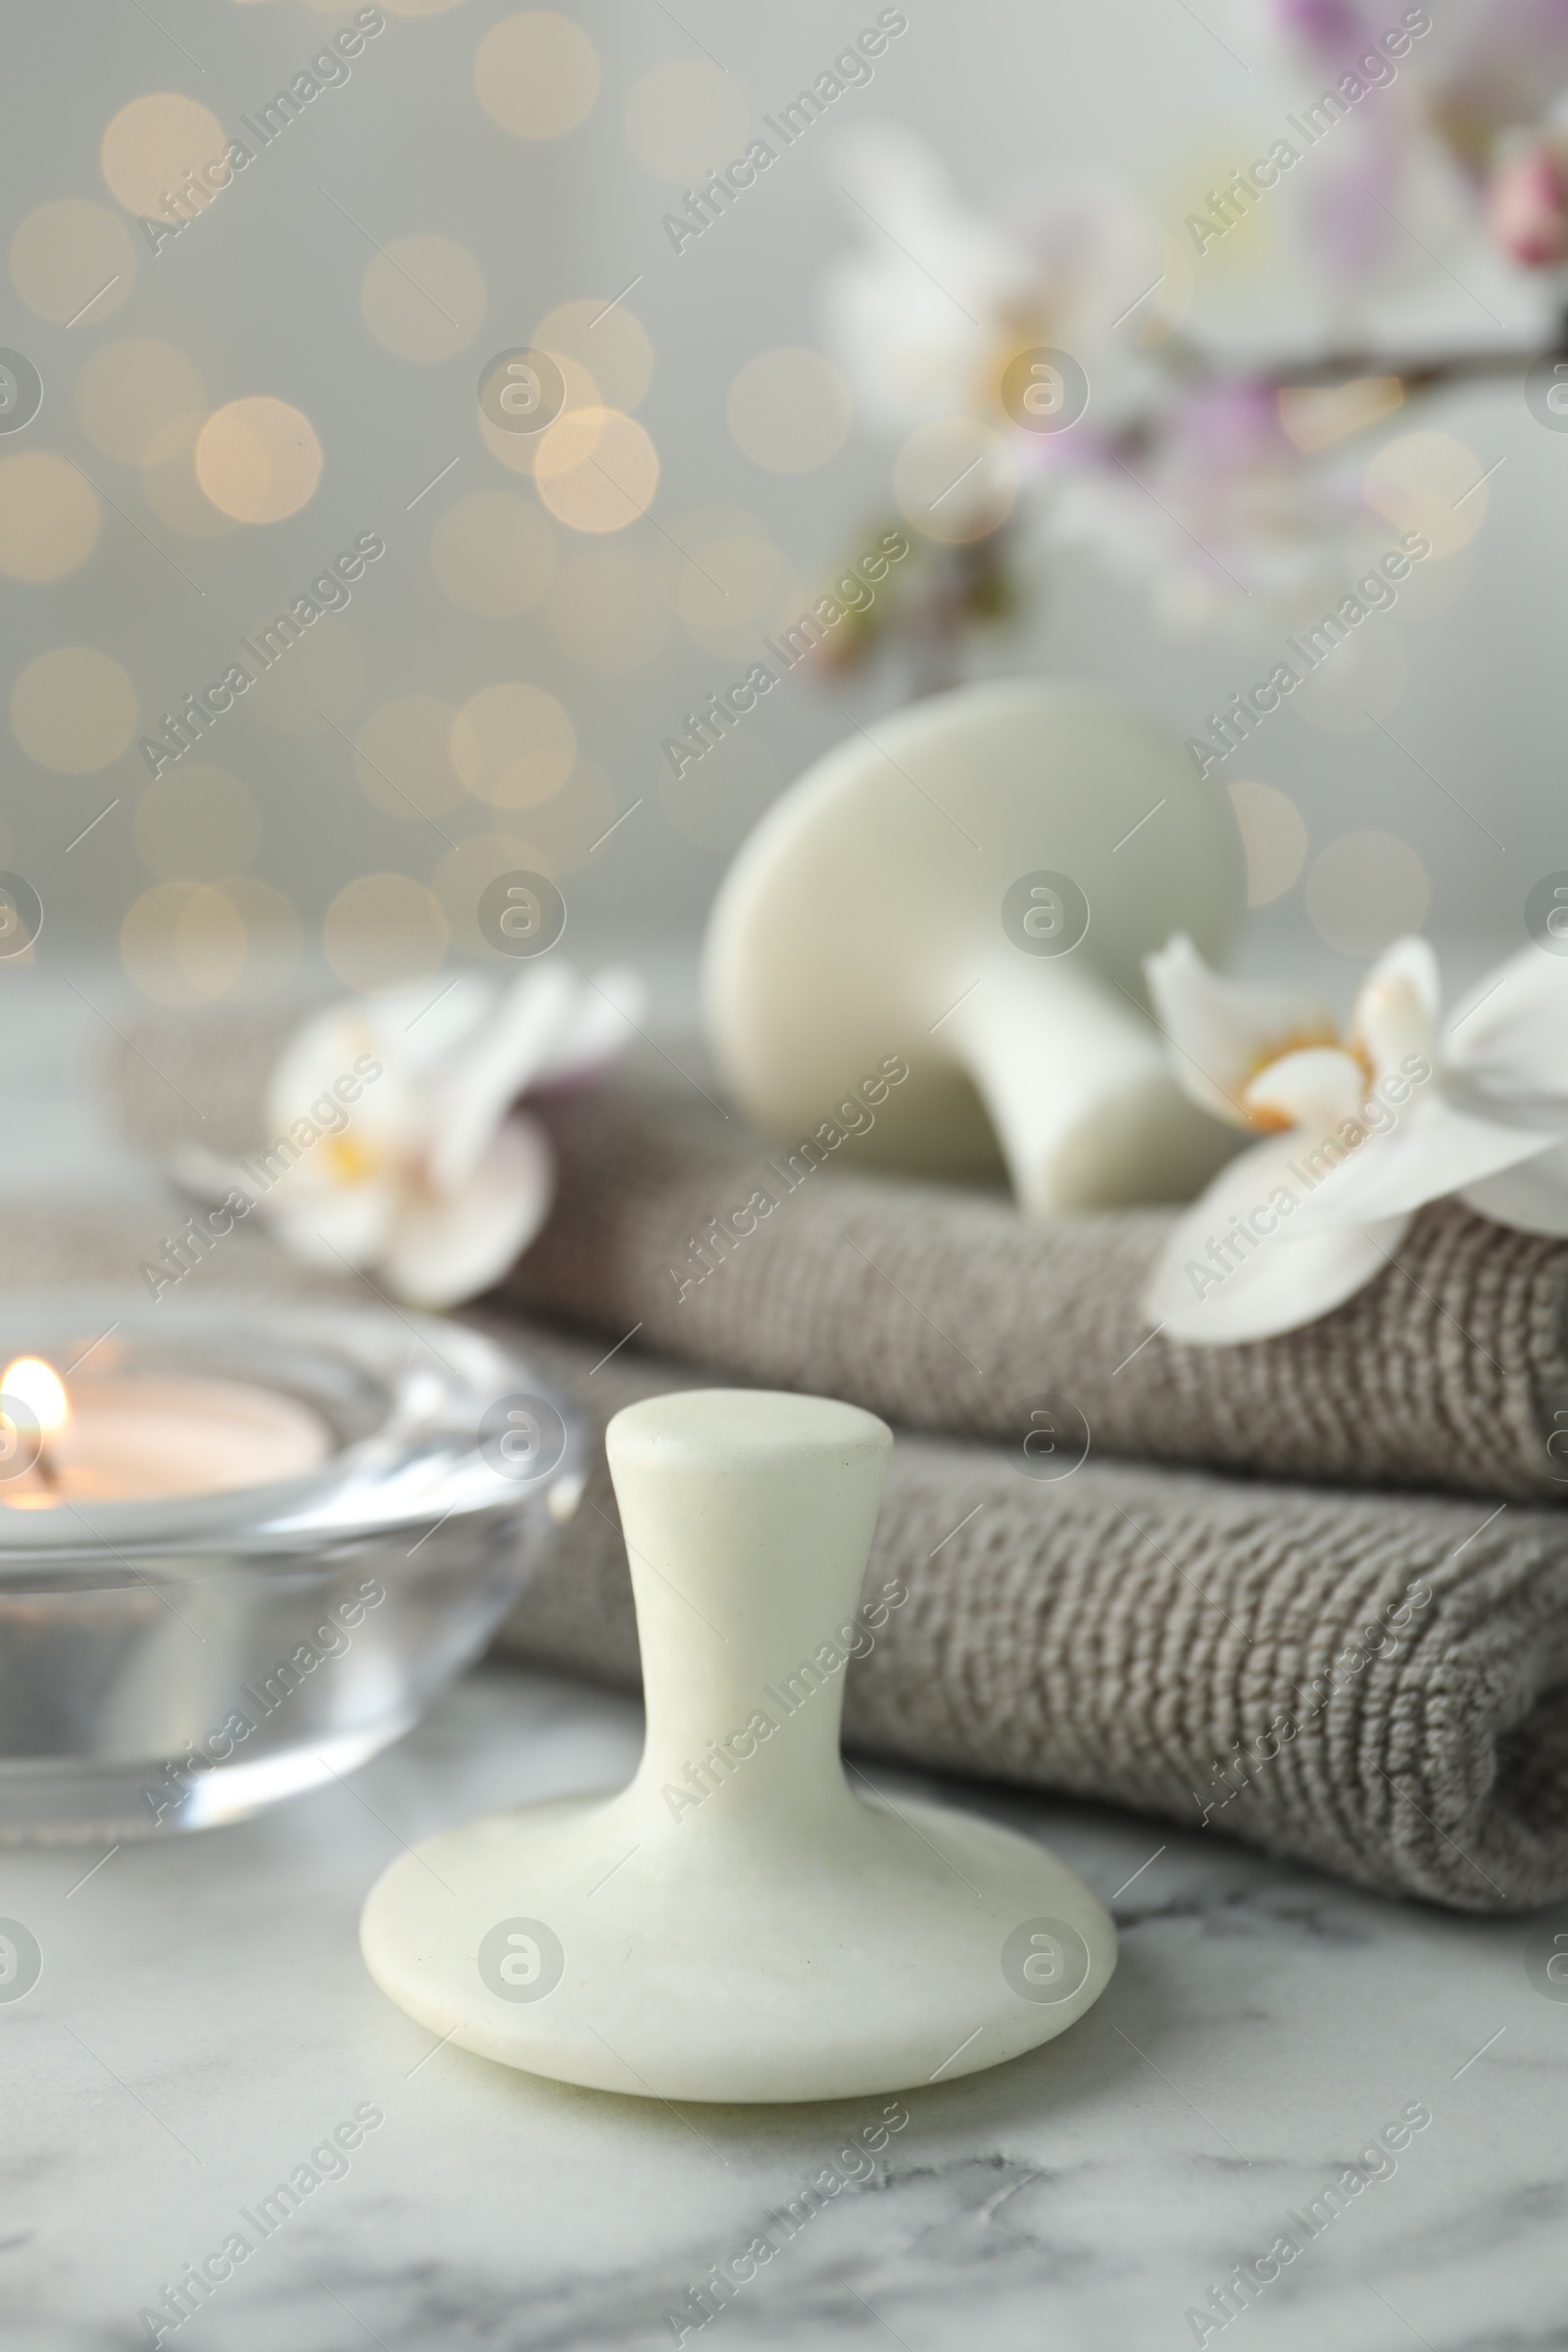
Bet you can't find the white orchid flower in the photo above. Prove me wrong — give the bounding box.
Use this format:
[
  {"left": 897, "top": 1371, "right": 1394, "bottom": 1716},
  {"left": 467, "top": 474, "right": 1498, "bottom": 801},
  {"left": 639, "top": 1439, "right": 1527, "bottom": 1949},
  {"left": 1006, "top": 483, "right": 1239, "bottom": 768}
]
[
  {"left": 183, "top": 963, "right": 642, "bottom": 1310},
  {"left": 1142, "top": 934, "right": 1563, "bottom": 1345},
  {"left": 822, "top": 124, "right": 1165, "bottom": 446}
]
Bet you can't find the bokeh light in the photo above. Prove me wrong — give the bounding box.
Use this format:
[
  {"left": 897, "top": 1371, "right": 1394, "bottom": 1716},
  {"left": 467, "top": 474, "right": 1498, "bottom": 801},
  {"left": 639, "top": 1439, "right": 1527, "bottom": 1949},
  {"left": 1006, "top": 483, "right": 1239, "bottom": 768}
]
[
  {"left": 624, "top": 58, "right": 748, "bottom": 183},
  {"left": 533, "top": 298, "right": 653, "bottom": 412},
  {"left": 11, "top": 647, "right": 137, "bottom": 773},
  {"left": 122, "top": 881, "right": 248, "bottom": 1004},
  {"left": 1363, "top": 431, "right": 1488, "bottom": 561},
  {"left": 1226, "top": 780, "right": 1307, "bottom": 907},
  {"left": 220, "top": 879, "right": 303, "bottom": 998},
  {"left": 661, "top": 506, "right": 804, "bottom": 660},
  {"left": 323, "top": 873, "right": 448, "bottom": 991},
  {"left": 195, "top": 397, "right": 323, "bottom": 523},
  {"left": 134, "top": 764, "right": 261, "bottom": 879},
  {"left": 534, "top": 407, "right": 659, "bottom": 532},
  {"left": 9, "top": 199, "right": 135, "bottom": 325},
  {"left": 360, "top": 234, "right": 487, "bottom": 362},
  {"left": 0, "top": 454, "right": 100, "bottom": 581},
  {"left": 1305, "top": 830, "right": 1431, "bottom": 956},
  {"left": 477, "top": 353, "right": 603, "bottom": 479},
  {"left": 355, "top": 695, "right": 466, "bottom": 820},
  {"left": 75, "top": 338, "right": 206, "bottom": 464},
  {"left": 142, "top": 413, "right": 237, "bottom": 540},
  {"left": 430, "top": 490, "right": 557, "bottom": 615},
  {"left": 452, "top": 681, "right": 576, "bottom": 808},
  {"left": 1279, "top": 375, "right": 1403, "bottom": 456},
  {"left": 475, "top": 13, "right": 599, "bottom": 137},
  {"left": 894, "top": 418, "right": 1016, "bottom": 544},
  {"left": 101, "top": 94, "right": 229, "bottom": 219},
  {"left": 548, "top": 543, "right": 671, "bottom": 671},
  {"left": 1173, "top": 141, "right": 1276, "bottom": 273},
  {"left": 727, "top": 348, "right": 851, "bottom": 473},
  {"left": 244, "top": 622, "right": 365, "bottom": 734},
  {"left": 121, "top": 878, "right": 302, "bottom": 1005}
]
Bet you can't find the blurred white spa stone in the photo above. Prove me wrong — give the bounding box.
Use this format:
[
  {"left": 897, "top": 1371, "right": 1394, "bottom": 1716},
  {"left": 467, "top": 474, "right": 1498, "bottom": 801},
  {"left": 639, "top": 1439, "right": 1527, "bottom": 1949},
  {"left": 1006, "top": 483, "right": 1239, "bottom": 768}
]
[{"left": 704, "top": 678, "right": 1247, "bottom": 1212}]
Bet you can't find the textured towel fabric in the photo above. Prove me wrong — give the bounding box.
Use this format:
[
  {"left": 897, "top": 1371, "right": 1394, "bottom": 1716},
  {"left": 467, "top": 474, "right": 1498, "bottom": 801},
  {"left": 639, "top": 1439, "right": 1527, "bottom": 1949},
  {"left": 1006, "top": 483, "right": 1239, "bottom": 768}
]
[
  {"left": 505, "top": 1084, "right": 1568, "bottom": 1503},
  {"left": 506, "top": 1086, "right": 1568, "bottom": 1504},
  {"left": 511, "top": 1330, "right": 1568, "bottom": 1916},
  {"left": 5, "top": 1201, "right": 1568, "bottom": 1912},
  {"left": 101, "top": 1013, "right": 1568, "bottom": 1503}
]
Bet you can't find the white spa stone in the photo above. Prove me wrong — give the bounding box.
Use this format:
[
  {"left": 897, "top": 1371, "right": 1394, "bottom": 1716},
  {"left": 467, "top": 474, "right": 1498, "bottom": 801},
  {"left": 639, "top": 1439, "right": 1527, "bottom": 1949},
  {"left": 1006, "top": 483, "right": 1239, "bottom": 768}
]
[
  {"left": 360, "top": 1387, "right": 1115, "bottom": 2103},
  {"left": 703, "top": 677, "right": 1247, "bottom": 1212}
]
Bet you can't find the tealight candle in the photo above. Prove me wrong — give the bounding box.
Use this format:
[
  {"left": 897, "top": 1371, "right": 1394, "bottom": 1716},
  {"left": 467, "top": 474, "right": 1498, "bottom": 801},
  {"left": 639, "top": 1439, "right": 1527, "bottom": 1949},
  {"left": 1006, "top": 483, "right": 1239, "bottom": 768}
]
[
  {"left": 0, "top": 1353, "right": 331, "bottom": 1508},
  {"left": 0, "top": 1296, "right": 574, "bottom": 1843}
]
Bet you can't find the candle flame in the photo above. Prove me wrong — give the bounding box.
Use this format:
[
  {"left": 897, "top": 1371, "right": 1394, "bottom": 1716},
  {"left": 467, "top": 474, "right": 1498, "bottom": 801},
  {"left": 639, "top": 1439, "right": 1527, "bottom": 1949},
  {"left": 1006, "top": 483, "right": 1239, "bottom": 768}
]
[{"left": 2, "top": 1356, "right": 71, "bottom": 1440}]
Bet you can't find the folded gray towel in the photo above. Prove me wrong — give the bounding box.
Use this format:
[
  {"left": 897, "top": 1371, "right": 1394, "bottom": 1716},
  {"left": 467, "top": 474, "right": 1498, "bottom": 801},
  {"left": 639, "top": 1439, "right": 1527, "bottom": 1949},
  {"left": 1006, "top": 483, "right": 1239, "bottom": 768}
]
[
  {"left": 6, "top": 1200, "right": 1568, "bottom": 1912},
  {"left": 101, "top": 1012, "right": 1568, "bottom": 1503},
  {"left": 504, "top": 1080, "right": 1568, "bottom": 1505},
  {"left": 511, "top": 1326, "right": 1568, "bottom": 1916}
]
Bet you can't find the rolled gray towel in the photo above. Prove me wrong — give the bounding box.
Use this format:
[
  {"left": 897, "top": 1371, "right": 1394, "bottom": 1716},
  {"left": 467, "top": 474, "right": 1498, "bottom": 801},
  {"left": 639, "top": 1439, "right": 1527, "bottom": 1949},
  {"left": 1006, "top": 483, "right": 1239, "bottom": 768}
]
[
  {"left": 100, "top": 1010, "right": 1568, "bottom": 1504},
  {"left": 6, "top": 1202, "right": 1568, "bottom": 1912}
]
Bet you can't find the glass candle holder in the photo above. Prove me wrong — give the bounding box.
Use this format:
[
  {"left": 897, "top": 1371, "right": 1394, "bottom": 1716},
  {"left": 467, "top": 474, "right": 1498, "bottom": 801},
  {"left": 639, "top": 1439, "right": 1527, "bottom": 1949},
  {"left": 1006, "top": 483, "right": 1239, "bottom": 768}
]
[{"left": 0, "top": 1296, "right": 582, "bottom": 1842}]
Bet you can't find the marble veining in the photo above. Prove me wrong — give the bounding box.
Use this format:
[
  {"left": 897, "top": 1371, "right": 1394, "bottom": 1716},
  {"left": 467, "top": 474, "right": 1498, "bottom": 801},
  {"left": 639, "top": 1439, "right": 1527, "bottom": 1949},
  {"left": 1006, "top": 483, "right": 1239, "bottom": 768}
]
[{"left": 2, "top": 1665, "right": 1565, "bottom": 2352}]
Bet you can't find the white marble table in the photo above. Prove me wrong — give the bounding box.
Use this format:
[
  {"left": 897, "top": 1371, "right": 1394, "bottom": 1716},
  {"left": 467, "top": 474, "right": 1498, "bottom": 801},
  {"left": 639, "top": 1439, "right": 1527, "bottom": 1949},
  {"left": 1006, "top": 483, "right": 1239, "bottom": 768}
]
[
  {"left": 4, "top": 1664, "right": 1566, "bottom": 2352},
  {"left": 3, "top": 959, "right": 1566, "bottom": 2352}
]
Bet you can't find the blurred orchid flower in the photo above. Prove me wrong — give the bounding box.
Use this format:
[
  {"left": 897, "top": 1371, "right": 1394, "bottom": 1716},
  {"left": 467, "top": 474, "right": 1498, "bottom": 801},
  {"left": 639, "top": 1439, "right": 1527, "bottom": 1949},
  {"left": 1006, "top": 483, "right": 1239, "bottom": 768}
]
[
  {"left": 1048, "top": 376, "right": 1382, "bottom": 632},
  {"left": 1257, "top": 0, "right": 1568, "bottom": 283},
  {"left": 1265, "top": 0, "right": 1568, "bottom": 176},
  {"left": 818, "top": 128, "right": 1398, "bottom": 635},
  {"left": 1486, "top": 134, "right": 1568, "bottom": 265},
  {"left": 1142, "top": 934, "right": 1563, "bottom": 1344},
  {"left": 816, "top": 15, "right": 1568, "bottom": 661},
  {"left": 184, "top": 964, "right": 642, "bottom": 1310},
  {"left": 823, "top": 123, "right": 1166, "bottom": 446}
]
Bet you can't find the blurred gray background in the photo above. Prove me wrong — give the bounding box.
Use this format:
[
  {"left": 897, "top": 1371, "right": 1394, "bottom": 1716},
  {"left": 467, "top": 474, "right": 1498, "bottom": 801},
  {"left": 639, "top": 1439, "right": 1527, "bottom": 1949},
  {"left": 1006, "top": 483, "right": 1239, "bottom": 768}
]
[{"left": 0, "top": 0, "right": 1560, "bottom": 1009}]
